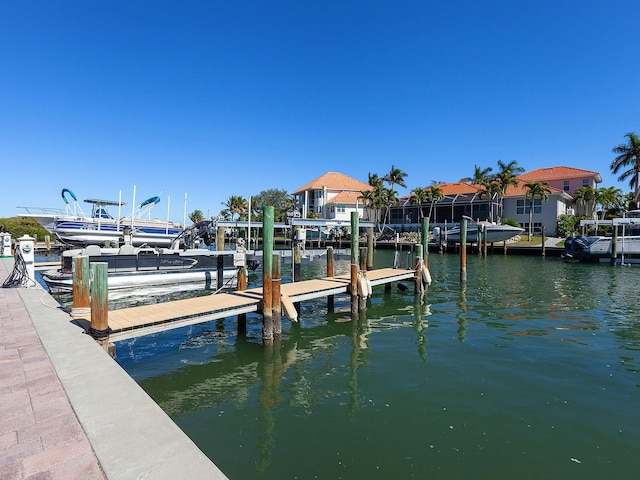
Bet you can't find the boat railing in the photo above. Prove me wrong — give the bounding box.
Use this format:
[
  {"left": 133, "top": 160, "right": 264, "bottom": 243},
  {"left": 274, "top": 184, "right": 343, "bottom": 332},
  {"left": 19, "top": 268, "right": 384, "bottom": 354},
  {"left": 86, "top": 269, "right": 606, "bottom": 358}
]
[{"left": 17, "top": 206, "right": 70, "bottom": 216}]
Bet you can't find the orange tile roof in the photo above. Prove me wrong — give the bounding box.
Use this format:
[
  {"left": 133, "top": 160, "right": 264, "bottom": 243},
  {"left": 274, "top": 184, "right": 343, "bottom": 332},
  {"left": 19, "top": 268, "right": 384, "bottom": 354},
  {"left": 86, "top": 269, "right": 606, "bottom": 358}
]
[
  {"left": 518, "top": 166, "right": 602, "bottom": 182},
  {"left": 326, "top": 191, "right": 364, "bottom": 204},
  {"left": 400, "top": 180, "right": 565, "bottom": 200},
  {"left": 293, "top": 172, "right": 372, "bottom": 194}
]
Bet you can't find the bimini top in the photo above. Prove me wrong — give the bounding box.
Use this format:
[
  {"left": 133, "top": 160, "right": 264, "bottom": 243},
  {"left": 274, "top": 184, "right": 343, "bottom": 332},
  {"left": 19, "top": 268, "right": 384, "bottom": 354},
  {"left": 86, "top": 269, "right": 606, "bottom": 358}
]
[{"left": 84, "top": 198, "right": 127, "bottom": 206}]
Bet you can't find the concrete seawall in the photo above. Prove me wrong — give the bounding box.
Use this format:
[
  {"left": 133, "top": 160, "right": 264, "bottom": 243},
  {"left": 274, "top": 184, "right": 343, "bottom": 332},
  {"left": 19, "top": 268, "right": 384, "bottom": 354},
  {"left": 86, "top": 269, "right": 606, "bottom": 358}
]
[{"left": 1, "top": 257, "right": 227, "bottom": 479}]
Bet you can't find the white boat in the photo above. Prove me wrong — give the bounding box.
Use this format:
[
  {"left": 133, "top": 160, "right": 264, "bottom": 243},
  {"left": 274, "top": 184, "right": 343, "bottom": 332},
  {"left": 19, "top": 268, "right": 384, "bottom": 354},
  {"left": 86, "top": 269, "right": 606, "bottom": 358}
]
[
  {"left": 563, "top": 216, "right": 640, "bottom": 264},
  {"left": 435, "top": 219, "right": 524, "bottom": 244},
  {"left": 41, "top": 244, "right": 240, "bottom": 293},
  {"left": 19, "top": 188, "right": 183, "bottom": 247}
]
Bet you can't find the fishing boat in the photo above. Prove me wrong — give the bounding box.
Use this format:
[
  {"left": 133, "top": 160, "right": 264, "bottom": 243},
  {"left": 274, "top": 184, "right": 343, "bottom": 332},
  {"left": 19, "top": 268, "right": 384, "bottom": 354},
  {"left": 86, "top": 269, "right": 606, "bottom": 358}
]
[
  {"left": 41, "top": 244, "right": 241, "bottom": 293},
  {"left": 562, "top": 216, "right": 640, "bottom": 264},
  {"left": 435, "top": 219, "right": 524, "bottom": 244},
  {"left": 18, "top": 188, "right": 183, "bottom": 247}
]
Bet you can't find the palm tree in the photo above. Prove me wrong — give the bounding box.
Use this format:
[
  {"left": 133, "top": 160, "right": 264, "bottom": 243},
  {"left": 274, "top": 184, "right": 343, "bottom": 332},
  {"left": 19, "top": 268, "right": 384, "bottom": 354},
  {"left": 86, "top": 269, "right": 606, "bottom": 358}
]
[
  {"left": 188, "top": 209, "right": 205, "bottom": 223},
  {"left": 221, "top": 195, "right": 248, "bottom": 221},
  {"left": 596, "top": 186, "right": 623, "bottom": 219},
  {"left": 478, "top": 180, "right": 501, "bottom": 222},
  {"left": 461, "top": 165, "right": 493, "bottom": 185},
  {"left": 410, "top": 187, "right": 427, "bottom": 220},
  {"left": 572, "top": 186, "right": 597, "bottom": 218},
  {"left": 611, "top": 132, "right": 640, "bottom": 203},
  {"left": 524, "top": 181, "right": 551, "bottom": 240},
  {"left": 383, "top": 165, "right": 408, "bottom": 195},
  {"left": 495, "top": 160, "right": 524, "bottom": 221},
  {"left": 425, "top": 185, "right": 444, "bottom": 221}
]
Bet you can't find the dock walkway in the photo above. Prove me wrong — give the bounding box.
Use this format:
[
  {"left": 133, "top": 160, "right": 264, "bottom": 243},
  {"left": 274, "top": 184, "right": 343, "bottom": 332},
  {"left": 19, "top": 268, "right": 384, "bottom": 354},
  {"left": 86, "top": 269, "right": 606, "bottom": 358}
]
[{"left": 108, "top": 268, "right": 416, "bottom": 341}]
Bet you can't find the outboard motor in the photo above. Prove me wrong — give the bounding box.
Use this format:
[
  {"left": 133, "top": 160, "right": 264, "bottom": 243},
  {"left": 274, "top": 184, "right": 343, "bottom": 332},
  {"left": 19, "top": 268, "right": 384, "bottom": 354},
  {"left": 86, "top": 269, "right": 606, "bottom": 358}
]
[{"left": 433, "top": 226, "right": 441, "bottom": 244}]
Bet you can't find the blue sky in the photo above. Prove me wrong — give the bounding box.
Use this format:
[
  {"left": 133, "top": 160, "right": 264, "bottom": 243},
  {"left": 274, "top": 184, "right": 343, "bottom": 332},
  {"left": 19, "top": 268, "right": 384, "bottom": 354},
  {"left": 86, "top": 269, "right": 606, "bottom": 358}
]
[{"left": 2, "top": 0, "right": 638, "bottom": 221}]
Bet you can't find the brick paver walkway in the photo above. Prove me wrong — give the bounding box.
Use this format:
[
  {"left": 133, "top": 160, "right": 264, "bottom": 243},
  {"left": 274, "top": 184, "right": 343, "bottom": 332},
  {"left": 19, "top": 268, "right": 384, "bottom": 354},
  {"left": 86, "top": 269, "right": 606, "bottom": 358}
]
[{"left": 1, "top": 260, "right": 105, "bottom": 479}]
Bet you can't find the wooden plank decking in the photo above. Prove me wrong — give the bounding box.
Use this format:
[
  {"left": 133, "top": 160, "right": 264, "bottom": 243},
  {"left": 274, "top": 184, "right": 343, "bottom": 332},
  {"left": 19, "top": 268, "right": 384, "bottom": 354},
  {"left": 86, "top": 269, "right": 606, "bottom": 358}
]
[{"left": 106, "top": 267, "right": 416, "bottom": 341}]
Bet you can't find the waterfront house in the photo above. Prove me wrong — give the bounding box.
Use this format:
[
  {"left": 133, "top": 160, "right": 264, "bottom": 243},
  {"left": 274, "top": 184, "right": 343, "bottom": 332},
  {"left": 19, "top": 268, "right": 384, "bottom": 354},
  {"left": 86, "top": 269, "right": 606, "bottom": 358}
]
[
  {"left": 389, "top": 166, "right": 599, "bottom": 236},
  {"left": 292, "top": 172, "right": 373, "bottom": 221}
]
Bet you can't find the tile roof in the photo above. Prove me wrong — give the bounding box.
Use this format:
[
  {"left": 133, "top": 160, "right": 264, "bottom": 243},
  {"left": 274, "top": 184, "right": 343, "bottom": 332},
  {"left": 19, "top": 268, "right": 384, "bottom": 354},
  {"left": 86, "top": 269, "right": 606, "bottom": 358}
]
[
  {"left": 326, "top": 191, "right": 364, "bottom": 204},
  {"left": 293, "top": 172, "right": 372, "bottom": 194},
  {"left": 518, "top": 166, "right": 602, "bottom": 182},
  {"left": 400, "top": 180, "right": 565, "bottom": 201}
]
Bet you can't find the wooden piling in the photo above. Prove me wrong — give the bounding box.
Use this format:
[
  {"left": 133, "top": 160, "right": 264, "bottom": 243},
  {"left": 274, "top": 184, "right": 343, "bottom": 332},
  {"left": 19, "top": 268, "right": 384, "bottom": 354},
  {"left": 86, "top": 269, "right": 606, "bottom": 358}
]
[
  {"left": 293, "top": 244, "right": 301, "bottom": 282},
  {"left": 460, "top": 218, "right": 467, "bottom": 283},
  {"left": 237, "top": 265, "right": 247, "bottom": 332},
  {"left": 421, "top": 219, "right": 429, "bottom": 268},
  {"left": 71, "top": 256, "right": 90, "bottom": 316},
  {"left": 89, "top": 262, "right": 110, "bottom": 343},
  {"left": 610, "top": 225, "right": 618, "bottom": 266},
  {"left": 327, "top": 246, "right": 335, "bottom": 311},
  {"left": 415, "top": 254, "right": 424, "bottom": 297},
  {"left": 262, "top": 206, "right": 274, "bottom": 342},
  {"left": 482, "top": 225, "right": 488, "bottom": 257},
  {"left": 350, "top": 211, "right": 359, "bottom": 317},
  {"left": 216, "top": 226, "right": 225, "bottom": 290},
  {"left": 272, "top": 254, "right": 282, "bottom": 337},
  {"left": 366, "top": 227, "right": 374, "bottom": 270},
  {"left": 541, "top": 226, "right": 546, "bottom": 257}
]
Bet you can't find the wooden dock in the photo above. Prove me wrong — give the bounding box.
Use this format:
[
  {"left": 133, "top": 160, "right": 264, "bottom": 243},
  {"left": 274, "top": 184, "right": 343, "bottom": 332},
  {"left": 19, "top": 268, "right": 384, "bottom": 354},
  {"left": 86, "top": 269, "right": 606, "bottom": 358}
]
[{"left": 105, "top": 268, "right": 415, "bottom": 341}]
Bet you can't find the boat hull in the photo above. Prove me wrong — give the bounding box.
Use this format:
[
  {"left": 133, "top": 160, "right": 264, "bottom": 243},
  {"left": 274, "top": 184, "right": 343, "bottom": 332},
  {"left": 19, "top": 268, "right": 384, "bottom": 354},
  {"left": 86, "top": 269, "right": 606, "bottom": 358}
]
[
  {"left": 563, "top": 235, "right": 640, "bottom": 264},
  {"left": 440, "top": 224, "right": 524, "bottom": 243},
  {"left": 42, "top": 268, "right": 237, "bottom": 293}
]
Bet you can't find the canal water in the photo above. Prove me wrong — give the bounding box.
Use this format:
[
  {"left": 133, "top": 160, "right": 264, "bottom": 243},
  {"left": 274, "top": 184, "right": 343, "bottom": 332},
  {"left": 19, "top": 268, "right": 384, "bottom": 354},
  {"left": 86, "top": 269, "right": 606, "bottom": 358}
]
[{"left": 112, "top": 250, "right": 639, "bottom": 479}]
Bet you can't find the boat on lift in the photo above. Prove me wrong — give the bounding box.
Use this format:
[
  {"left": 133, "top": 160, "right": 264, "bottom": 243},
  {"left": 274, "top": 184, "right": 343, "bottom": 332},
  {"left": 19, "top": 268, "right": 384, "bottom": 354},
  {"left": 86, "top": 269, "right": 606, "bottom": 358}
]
[
  {"left": 18, "top": 188, "right": 183, "bottom": 247},
  {"left": 563, "top": 215, "right": 640, "bottom": 264},
  {"left": 435, "top": 217, "right": 524, "bottom": 244}
]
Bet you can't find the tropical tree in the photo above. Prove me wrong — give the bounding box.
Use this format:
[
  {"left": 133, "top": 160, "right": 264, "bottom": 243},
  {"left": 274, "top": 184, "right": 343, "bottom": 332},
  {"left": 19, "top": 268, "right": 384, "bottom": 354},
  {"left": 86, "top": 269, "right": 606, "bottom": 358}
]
[
  {"left": 611, "top": 132, "right": 640, "bottom": 203},
  {"left": 461, "top": 165, "right": 493, "bottom": 185},
  {"left": 251, "top": 189, "right": 292, "bottom": 222},
  {"left": 524, "top": 181, "right": 551, "bottom": 240},
  {"left": 495, "top": 160, "right": 524, "bottom": 221},
  {"left": 410, "top": 187, "right": 428, "bottom": 220},
  {"left": 221, "top": 195, "right": 248, "bottom": 221},
  {"left": 596, "top": 186, "right": 623, "bottom": 219},
  {"left": 572, "top": 186, "right": 597, "bottom": 218},
  {"left": 383, "top": 165, "right": 408, "bottom": 195},
  {"left": 425, "top": 185, "right": 444, "bottom": 222},
  {"left": 478, "top": 180, "right": 501, "bottom": 222},
  {"left": 188, "top": 209, "right": 205, "bottom": 223}
]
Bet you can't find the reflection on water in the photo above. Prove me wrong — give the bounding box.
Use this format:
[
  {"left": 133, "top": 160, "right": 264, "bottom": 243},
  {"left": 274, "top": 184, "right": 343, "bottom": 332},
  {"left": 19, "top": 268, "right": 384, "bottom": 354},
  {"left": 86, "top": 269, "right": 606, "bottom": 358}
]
[{"left": 115, "top": 252, "right": 639, "bottom": 479}]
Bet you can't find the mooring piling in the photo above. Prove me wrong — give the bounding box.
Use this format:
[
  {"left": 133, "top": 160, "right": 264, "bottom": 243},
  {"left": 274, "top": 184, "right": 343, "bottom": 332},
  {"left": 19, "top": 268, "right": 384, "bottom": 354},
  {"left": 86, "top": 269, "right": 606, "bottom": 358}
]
[
  {"left": 460, "top": 218, "right": 468, "bottom": 283},
  {"left": 71, "top": 255, "right": 90, "bottom": 317},
  {"left": 89, "top": 262, "right": 110, "bottom": 349},
  {"left": 272, "top": 253, "right": 282, "bottom": 337},
  {"left": 262, "top": 206, "right": 274, "bottom": 342},
  {"left": 350, "top": 211, "right": 359, "bottom": 316}
]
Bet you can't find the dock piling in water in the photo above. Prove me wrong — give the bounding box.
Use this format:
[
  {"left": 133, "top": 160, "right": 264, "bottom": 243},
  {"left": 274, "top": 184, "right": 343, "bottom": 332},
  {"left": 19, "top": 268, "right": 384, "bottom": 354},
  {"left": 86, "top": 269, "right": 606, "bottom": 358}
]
[
  {"left": 262, "top": 206, "right": 274, "bottom": 342},
  {"left": 350, "top": 212, "right": 359, "bottom": 317},
  {"left": 272, "top": 253, "right": 282, "bottom": 337},
  {"left": 460, "top": 218, "right": 468, "bottom": 283}
]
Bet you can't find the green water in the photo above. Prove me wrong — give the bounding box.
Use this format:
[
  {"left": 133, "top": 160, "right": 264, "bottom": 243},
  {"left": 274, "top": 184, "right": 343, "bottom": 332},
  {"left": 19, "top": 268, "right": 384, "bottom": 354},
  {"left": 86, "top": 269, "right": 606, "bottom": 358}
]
[{"left": 116, "top": 251, "right": 640, "bottom": 479}]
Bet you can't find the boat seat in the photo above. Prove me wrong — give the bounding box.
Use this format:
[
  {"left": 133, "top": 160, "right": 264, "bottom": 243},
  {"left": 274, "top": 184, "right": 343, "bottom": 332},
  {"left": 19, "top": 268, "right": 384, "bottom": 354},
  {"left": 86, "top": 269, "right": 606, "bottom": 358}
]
[
  {"left": 118, "top": 244, "right": 136, "bottom": 255},
  {"left": 84, "top": 245, "right": 102, "bottom": 257}
]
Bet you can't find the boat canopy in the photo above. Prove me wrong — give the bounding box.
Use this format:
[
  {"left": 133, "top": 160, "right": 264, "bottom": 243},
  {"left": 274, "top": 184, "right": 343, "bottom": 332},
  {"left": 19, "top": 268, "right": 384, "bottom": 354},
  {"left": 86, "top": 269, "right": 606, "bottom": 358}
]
[
  {"left": 84, "top": 198, "right": 127, "bottom": 207},
  {"left": 140, "top": 196, "right": 160, "bottom": 207}
]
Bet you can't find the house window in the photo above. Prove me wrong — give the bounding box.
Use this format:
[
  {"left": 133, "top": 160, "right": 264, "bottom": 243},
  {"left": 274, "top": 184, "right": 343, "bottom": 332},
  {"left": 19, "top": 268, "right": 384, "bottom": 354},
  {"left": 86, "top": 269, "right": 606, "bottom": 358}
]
[
  {"left": 563, "top": 180, "right": 570, "bottom": 191},
  {"left": 582, "top": 179, "right": 589, "bottom": 187},
  {"left": 517, "top": 199, "right": 542, "bottom": 214},
  {"left": 336, "top": 204, "right": 345, "bottom": 213}
]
